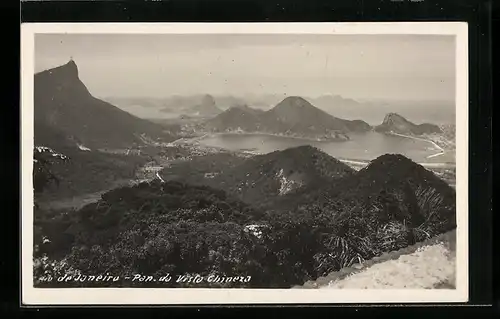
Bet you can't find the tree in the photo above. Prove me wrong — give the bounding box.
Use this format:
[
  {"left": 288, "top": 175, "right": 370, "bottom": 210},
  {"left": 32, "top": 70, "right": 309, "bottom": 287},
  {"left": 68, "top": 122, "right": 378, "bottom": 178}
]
[{"left": 33, "top": 146, "right": 69, "bottom": 194}]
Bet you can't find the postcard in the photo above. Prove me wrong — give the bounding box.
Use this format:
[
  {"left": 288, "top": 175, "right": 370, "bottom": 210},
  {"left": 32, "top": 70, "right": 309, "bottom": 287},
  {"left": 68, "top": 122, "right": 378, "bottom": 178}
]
[{"left": 21, "top": 22, "right": 469, "bottom": 305}]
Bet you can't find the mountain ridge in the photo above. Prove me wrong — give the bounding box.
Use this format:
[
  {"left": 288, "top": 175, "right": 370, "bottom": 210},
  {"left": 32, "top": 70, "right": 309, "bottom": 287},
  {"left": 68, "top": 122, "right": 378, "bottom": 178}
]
[
  {"left": 34, "top": 60, "right": 175, "bottom": 150},
  {"left": 203, "top": 96, "right": 372, "bottom": 140}
]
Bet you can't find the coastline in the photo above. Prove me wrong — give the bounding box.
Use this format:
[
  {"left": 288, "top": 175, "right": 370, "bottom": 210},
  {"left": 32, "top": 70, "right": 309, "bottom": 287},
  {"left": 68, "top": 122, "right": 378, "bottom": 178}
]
[
  {"left": 194, "top": 131, "right": 350, "bottom": 143},
  {"left": 178, "top": 131, "right": 456, "bottom": 168},
  {"left": 171, "top": 133, "right": 456, "bottom": 172},
  {"left": 40, "top": 133, "right": 456, "bottom": 211}
]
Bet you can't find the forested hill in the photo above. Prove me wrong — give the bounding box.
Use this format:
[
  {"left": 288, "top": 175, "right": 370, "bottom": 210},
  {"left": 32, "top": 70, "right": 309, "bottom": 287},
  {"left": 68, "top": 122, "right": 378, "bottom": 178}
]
[
  {"left": 33, "top": 150, "right": 456, "bottom": 289},
  {"left": 207, "top": 145, "right": 356, "bottom": 205},
  {"left": 160, "top": 145, "right": 355, "bottom": 206}
]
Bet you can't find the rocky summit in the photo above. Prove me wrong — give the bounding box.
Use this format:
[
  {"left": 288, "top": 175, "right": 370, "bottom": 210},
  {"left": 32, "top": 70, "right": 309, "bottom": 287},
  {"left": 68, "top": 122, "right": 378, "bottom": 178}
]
[
  {"left": 34, "top": 60, "right": 174, "bottom": 150},
  {"left": 375, "top": 113, "right": 442, "bottom": 136}
]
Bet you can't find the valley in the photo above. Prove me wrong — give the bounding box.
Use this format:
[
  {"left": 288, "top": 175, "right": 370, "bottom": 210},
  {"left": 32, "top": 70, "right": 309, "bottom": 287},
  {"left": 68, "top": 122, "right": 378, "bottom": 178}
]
[{"left": 36, "top": 135, "right": 456, "bottom": 213}]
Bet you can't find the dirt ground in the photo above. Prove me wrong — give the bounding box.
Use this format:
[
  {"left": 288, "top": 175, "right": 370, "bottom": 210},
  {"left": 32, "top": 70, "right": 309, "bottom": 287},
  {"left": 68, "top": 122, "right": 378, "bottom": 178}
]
[
  {"left": 324, "top": 242, "right": 456, "bottom": 289},
  {"left": 303, "top": 230, "right": 457, "bottom": 289}
]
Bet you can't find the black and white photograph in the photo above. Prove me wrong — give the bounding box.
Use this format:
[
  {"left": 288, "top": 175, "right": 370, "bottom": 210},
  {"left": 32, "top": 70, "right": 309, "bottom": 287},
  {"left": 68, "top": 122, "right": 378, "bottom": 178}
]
[{"left": 21, "top": 22, "right": 468, "bottom": 304}]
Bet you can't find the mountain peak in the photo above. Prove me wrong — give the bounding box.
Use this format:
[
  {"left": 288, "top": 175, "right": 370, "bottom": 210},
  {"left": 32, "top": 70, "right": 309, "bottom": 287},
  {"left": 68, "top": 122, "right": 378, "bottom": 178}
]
[
  {"left": 281, "top": 144, "right": 319, "bottom": 154},
  {"left": 278, "top": 96, "right": 311, "bottom": 107},
  {"left": 63, "top": 59, "right": 79, "bottom": 77},
  {"left": 376, "top": 112, "right": 442, "bottom": 135},
  {"left": 66, "top": 58, "right": 77, "bottom": 68},
  {"left": 34, "top": 59, "right": 173, "bottom": 149},
  {"left": 382, "top": 113, "right": 408, "bottom": 124},
  {"left": 37, "top": 59, "right": 80, "bottom": 81},
  {"left": 361, "top": 153, "right": 442, "bottom": 177},
  {"left": 369, "top": 153, "right": 418, "bottom": 167},
  {"left": 202, "top": 94, "right": 216, "bottom": 104}
]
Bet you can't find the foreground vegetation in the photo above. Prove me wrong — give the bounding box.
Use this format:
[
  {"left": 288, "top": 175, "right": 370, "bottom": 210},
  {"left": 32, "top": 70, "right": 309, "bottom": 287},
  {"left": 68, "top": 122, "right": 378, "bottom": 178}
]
[
  {"left": 33, "top": 147, "right": 456, "bottom": 288},
  {"left": 34, "top": 146, "right": 148, "bottom": 204}
]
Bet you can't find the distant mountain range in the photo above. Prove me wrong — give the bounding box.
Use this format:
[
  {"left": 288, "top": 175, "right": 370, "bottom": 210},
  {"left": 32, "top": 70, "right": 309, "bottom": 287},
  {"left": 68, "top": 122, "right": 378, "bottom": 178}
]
[
  {"left": 34, "top": 60, "right": 174, "bottom": 150},
  {"left": 155, "top": 94, "right": 225, "bottom": 117},
  {"left": 202, "top": 96, "right": 372, "bottom": 140},
  {"left": 159, "top": 94, "right": 271, "bottom": 113},
  {"left": 200, "top": 97, "right": 443, "bottom": 140},
  {"left": 117, "top": 94, "right": 369, "bottom": 117},
  {"left": 104, "top": 93, "right": 454, "bottom": 125}
]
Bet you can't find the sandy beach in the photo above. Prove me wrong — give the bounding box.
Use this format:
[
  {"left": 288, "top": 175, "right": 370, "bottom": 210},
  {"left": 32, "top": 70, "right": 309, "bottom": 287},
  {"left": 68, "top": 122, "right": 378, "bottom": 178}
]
[{"left": 388, "top": 132, "right": 446, "bottom": 159}]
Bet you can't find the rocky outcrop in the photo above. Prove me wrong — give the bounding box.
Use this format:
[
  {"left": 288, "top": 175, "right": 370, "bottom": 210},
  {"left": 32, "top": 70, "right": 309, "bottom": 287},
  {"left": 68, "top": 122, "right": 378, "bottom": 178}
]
[
  {"left": 375, "top": 113, "right": 442, "bottom": 136},
  {"left": 34, "top": 60, "right": 174, "bottom": 149}
]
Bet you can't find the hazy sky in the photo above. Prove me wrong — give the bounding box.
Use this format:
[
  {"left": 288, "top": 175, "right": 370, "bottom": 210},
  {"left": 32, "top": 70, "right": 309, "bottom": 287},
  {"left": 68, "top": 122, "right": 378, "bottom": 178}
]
[{"left": 35, "top": 33, "right": 456, "bottom": 101}]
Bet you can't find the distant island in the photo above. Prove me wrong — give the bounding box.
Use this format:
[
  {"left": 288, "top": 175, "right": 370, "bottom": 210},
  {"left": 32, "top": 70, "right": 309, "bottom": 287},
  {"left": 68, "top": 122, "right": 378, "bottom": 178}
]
[{"left": 375, "top": 112, "right": 443, "bottom": 136}]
